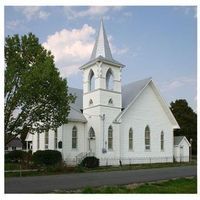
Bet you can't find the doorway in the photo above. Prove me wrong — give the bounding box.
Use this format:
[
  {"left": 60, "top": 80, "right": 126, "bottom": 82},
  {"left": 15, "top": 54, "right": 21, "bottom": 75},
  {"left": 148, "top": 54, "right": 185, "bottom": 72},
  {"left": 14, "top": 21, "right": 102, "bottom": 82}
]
[{"left": 88, "top": 127, "right": 96, "bottom": 154}]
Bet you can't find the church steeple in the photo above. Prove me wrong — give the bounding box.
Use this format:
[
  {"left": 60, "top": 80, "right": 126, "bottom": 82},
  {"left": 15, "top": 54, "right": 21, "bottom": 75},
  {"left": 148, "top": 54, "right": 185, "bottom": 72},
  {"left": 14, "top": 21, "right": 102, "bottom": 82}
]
[{"left": 90, "top": 19, "right": 113, "bottom": 61}]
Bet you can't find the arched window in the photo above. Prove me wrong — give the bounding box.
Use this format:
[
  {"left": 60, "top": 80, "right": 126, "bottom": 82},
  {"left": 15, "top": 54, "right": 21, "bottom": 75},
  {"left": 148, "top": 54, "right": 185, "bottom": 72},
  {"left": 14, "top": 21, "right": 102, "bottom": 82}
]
[
  {"left": 108, "top": 126, "right": 113, "bottom": 150},
  {"left": 89, "top": 99, "right": 93, "bottom": 106},
  {"left": 58, "top": 141, "right": 62, "bottom": 149},
  {"left": 88, "top": 69, "right": 95, "bottom": 92},
  {"left": 129, "top": 128, "right": 133, "bottom": 150},
  {"left": 45, "top": 130, "right": 48, "bottom": 150},
  {"left": 108, "top": 98, "right": 113, "bottom": 105},
  {"left": 106, "top": 68, "right": 114, "bottom": 90},
  {"left": 161, "top": 131, "right": 164, "bottom": 151},
  {"left": 89, "top": 127, "right": 95, "bottom": 139},
  {"left": 72, "top": 126, "right": 78, "bottom": 149},
  {"left": 145, "top": 125, "right": 150, "bottom": 150},
  {"left": 54, "top": 130, "right": 58, "bottom": 149}
]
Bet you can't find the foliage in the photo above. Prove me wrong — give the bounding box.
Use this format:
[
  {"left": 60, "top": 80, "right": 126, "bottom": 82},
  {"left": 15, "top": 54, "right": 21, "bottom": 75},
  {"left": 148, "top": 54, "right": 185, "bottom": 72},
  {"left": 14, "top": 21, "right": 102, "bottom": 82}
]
[
  {"left": 170, "top": 99, "right": 197, "bottom": 154},
  {"left": 80, "top": 156, "right": 99, "bottom": 168},
  {"left": 32, "top": 150, "right": 62, "bottom": 166},
  {"left": 4, "top": 33, "right": 75, "bottom": 144},
  {"left": 5, "top": 150, "right": 27, "bottom": 163}
]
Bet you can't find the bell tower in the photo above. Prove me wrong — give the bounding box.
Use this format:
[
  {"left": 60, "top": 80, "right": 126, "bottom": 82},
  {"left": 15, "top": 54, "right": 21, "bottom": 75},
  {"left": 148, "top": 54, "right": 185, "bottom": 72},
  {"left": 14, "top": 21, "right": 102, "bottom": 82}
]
[
  {"left": 80, "top": 19, "right": 125, "bottom": 111},
  {"left": 80, "top": 19, "right": 125, "bottom": 157}
]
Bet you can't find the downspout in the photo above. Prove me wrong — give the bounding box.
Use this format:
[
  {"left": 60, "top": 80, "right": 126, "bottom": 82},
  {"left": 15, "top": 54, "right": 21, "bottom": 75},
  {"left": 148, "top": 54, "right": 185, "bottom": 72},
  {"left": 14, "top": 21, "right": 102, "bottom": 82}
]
[{"left": 102, "top": 114, "right": 106, "bottom": 153}]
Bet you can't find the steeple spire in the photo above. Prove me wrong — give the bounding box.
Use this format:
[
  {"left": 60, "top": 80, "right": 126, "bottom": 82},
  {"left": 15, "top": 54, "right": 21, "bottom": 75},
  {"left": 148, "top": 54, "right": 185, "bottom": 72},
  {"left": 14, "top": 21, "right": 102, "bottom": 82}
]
[{"left": 90, "top": 18, "right": 113, "bottom": 61}]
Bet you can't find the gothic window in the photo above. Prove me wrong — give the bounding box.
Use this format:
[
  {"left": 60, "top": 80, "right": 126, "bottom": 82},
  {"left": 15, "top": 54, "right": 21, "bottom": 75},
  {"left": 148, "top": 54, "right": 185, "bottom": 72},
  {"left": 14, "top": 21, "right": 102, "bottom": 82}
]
[
  {"left": 54, "top": 130, "right": 58, "bottom": 149},
  {"left": 129, "top": 128, "right": 133, "bottom": 150},
  {"left": 145, "top": 125, "right": 150, "bottom": 150},
  {"left": 45, "top": 130, "right": 49, "bottom": 150},
  {"left": 72, "top": 126, "right": 78, "bottom": 149},
  {"left": 106, "top": 68, "right": 114, "bottom": 90},
  {"left": 108, "top": 125, "right": 113, "bottom": 150},
  {"left": 89, "top": 99, "right": 93, "bottom": 106},
  {"left": 89, "top": 127, "right": 95, "bottom": 139},
  {"left": 88, "top": 69, "right": 95, "bottom": 92},
  {"left": 58, "top": 141, "right": 62, "bottom": 149},
  {"left": 161, "top": 131, "right": 164, "bottom": 151},
  {"left": 108, "top": 98, "right": 113, "bottom": 105}
]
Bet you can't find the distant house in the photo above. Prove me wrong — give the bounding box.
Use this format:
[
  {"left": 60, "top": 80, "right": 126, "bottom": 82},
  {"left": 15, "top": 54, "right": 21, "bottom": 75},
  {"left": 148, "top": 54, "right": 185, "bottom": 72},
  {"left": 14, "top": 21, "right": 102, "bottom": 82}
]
[
  {"left": 174, "top": 136, "right": 191, "bottom": 162},
  {"left": 5, "top": 138, "right": 23, "bottom": 153}
]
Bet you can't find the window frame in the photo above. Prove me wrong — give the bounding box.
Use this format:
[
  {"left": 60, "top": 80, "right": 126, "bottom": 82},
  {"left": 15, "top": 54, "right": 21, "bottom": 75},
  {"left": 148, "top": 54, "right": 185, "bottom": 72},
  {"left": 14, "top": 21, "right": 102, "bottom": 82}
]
[
  {"left": 72, "top": 126, "right": 78, "bottom": 149},
  {"left": 129, "top": 128, "right": 133, "bottom": 150},
  {"left": 106, "top": 68, "right": 114, "bottom": 90},
  {"left": 145, "top": 125, "right": 150, "bottom": 150},
  {"left": 88, "top": 69, "right": 95, "bottom": 92},
  {"left": 161, "top": 131, "right": 164, "bottom": 151},
  {"left": 54, "top": 130, "right": 58, "bottom": 149},
  {"left": 44, "top": 130, "right": 49, "bottom": 150},
  {"left": 108, "top": 125, "right": 113, "bottom": 150}
]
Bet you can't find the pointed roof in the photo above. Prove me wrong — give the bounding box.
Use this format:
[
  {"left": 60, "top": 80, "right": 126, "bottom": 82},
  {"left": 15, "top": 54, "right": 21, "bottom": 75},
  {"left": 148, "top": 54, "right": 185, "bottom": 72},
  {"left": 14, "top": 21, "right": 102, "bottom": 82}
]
[
  {"left": 174, "top": 136, "right": 191, "bottom": 147},
  {"left": 80, "top": 19, "right": 124, "bottom": 69},
  {"left": 90, "top": 19, "right": 113, "bottom": 60}
]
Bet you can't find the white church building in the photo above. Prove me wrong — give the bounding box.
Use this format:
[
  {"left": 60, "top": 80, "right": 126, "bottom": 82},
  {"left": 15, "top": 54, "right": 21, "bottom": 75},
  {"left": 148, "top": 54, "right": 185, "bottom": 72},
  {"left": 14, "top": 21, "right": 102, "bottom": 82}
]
[{"left": 27, "top": 20, "right": 191, "bottom": 166}]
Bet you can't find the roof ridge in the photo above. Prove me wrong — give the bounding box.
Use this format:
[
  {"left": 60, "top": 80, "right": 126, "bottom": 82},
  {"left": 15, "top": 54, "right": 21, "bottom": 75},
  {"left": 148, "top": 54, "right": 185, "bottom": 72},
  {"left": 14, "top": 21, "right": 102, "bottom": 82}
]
[{"left": 122, "top": 77, "right": 152, "bottom": 87}]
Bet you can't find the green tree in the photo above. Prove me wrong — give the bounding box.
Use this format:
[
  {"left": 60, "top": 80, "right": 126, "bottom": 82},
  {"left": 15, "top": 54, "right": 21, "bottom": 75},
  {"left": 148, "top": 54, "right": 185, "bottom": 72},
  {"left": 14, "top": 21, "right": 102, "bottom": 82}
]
[
  {"left": 170, "top": 99, "right": 197, "bottom": 155},
  {"left": 5, "top": 33, "right": 74, "bottom": 145}
]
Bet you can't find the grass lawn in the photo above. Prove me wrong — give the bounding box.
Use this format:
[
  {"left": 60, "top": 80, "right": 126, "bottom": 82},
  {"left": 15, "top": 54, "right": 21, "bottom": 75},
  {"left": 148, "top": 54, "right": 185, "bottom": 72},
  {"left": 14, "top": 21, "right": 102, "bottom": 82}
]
[
  {"left": 80, "top": 177, "right": 197, "bottom": 194},
  {"left": 5, "top": 160, "right": 197, "bottom": 177}
]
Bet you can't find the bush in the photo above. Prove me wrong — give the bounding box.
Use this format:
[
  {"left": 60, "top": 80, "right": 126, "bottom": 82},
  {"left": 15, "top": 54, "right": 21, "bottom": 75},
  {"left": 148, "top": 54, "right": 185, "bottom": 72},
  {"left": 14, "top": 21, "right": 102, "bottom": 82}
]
[
  {"left": 80, "top": 156, "right": 99, "bottom": 168},
  {"left": 32, "top": 150, "right": 62, "bottom": 166},
  {"left": 5, "top": 150, "right": 27, "bottom": 163}
]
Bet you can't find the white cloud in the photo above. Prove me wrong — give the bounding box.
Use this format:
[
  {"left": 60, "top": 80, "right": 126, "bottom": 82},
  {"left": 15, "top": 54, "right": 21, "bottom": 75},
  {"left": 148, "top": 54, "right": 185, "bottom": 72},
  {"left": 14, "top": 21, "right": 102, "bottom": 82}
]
[
  {"left": 64, "top": 6, "right": 123, "bottom": 20},
  {"left": 161, "top": 77, "right": 196, "bottom": 92},
  {"left": 43, "top": 24, "right": 96, "bottom": 77},
  {"left": 43, "top": 24, "right": 129, "bottom": 78},
  {"left": 15, "top": 6, "right": 50, "bottom": 21}
]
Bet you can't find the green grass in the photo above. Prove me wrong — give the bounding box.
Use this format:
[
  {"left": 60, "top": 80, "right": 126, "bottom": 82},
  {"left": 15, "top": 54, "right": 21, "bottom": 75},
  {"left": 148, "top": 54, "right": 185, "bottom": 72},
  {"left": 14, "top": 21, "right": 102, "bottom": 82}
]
[
  {"left": 5, "top": 160, "right": 196, "bottom": 177},
  {"left": 80, "top": 177, "right": 197, "bottom": 194}
]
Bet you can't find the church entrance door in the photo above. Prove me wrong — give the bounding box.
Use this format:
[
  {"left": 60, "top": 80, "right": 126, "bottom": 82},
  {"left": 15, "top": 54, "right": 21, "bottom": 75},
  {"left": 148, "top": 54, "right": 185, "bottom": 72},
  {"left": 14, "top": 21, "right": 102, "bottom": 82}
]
[{"left": 88, "top": 127, "right": 96, "bottom": 155}]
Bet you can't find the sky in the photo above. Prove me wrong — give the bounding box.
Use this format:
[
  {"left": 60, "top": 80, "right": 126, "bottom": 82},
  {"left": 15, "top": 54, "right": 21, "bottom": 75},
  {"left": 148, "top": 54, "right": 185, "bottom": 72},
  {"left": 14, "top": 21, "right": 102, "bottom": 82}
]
[{"left": 4, "top": 6, "right": 197, "bottom": 111}]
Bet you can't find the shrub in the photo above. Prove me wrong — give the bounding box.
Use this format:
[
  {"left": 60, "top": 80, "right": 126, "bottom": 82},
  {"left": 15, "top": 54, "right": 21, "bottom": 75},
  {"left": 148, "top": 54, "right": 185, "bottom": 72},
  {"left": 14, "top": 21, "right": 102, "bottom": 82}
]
[
  {"left": 5, "top": 150, "right": 27, "bottom": 163},
  {"left": 32, "top": 150, "right": 62, "bottom": 166},
  {"left": 80, "top": 156, "right": 99, "bottom": 168}
]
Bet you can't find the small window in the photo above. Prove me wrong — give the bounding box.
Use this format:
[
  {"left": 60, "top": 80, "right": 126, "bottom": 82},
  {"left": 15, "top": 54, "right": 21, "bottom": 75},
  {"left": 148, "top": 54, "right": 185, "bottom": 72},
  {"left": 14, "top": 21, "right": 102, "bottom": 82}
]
[
  {"left": 108, "top": 126, "right": 113, "bottom": 150},
  {"left": 72, "top": 126, "right": 78, "bottom": 149},
  {"left": 129, "top": 128, "right": 133, "bottom": 150},
  {"left": 89, "top": 99, "right": 93, "bottom": 106},
  {"left": 89, "top": 127, "right": 95, "bottom": 139},
  {"left": 58, "top": 141, "right": 62, "bottom": 149},
  {"left": 161, "top": 131, "right": 164, "bottom": 151},
  {"left": 145, "top": 125, "right": 150, "bottom": 150},
  {"left": 108, "top": 98, "right": 113, "bottom": 105}
]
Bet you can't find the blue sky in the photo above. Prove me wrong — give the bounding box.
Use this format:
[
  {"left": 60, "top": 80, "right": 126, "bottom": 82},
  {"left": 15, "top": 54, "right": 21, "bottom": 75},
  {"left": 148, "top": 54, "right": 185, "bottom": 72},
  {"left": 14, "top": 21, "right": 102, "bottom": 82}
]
[{"left": 5, "top": 6, "right": 197, "bottom": 111}]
